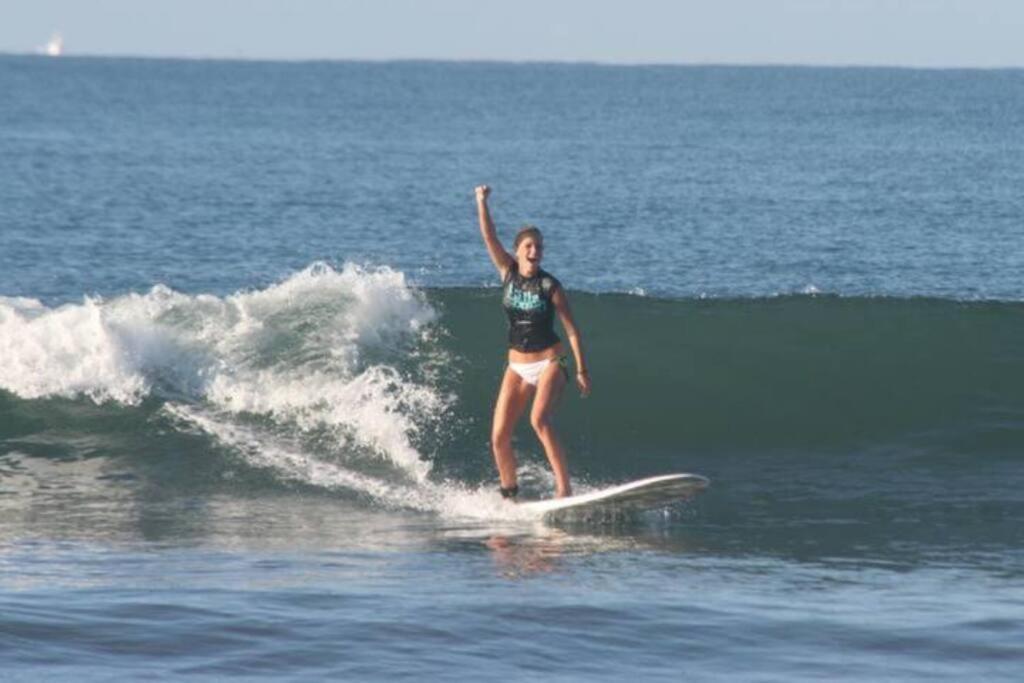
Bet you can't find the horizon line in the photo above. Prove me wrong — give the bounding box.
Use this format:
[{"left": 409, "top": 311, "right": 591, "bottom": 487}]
[{"left": 3, "top": 50, "right": 1023, "bottom": 72}]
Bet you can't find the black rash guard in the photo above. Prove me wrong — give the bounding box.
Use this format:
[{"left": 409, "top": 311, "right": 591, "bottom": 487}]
[{"left": 502, "top": 264, "right": 561, "bottom": 352}]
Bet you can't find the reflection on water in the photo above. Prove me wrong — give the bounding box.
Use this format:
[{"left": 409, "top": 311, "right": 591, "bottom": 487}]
[
  {"left": 486, "top": 532, "right": 566, "bottom": 578},
  {"left": 481, "top": 522, "right": 705, "bottom": 580}
]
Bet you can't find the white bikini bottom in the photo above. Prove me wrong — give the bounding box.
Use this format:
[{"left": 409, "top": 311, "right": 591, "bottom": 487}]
[{"left": 508, "top": 357, "right": 566, "bottom": 386}]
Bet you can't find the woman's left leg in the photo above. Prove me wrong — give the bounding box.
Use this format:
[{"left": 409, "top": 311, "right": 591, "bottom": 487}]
[{"left": 530, "top": 360, "right": 570, "bottom": 497}]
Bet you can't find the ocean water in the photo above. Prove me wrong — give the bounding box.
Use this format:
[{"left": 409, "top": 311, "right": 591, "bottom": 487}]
[{"left": 2, "top": 55, "right": 1023, "bottom": 680}]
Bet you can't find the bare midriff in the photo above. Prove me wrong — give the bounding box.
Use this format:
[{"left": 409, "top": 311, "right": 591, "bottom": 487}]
[{"left": 508, "top": 341, "right": 564, "bottom": 364}]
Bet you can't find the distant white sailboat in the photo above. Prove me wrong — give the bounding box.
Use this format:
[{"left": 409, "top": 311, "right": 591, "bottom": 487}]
[{"left": 42, "top": 32, "right": 64, "bottom": 56}]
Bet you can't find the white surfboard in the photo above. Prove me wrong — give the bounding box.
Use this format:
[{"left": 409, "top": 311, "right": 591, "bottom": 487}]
[{"left": 519, "top": 473, "right": 709, "bottom": 517}]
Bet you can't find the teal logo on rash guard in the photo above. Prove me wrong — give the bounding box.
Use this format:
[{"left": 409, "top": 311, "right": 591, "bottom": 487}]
[{"left": 505, "top": 285, "right": 546, "bottom": 311}]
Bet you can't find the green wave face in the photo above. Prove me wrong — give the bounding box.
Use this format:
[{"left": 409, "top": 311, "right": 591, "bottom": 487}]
[
  {"left": 3, "top": 279, "right": 1024, "bottom": 555},
  {"left": 4, "top": 285, "right": 1021, "bottom": 486},
  {"left": 436, "top": 289, "right": 1024, "bottom": 473}
]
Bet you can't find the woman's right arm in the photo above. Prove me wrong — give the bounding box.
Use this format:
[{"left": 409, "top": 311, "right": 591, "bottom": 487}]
[{"left": 475, "top": 185, "right": 513, "bottom": 278}]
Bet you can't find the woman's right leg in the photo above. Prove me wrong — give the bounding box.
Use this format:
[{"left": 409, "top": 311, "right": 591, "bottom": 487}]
[
  {"left": 491, "top": 368, "right": 534, "bottom": 489},
  {"left": 530, "top": 360, "right": 570, "bottom": 497}
]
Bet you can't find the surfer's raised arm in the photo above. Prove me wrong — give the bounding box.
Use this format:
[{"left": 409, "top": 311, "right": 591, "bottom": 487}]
[{"left": 475, "top": 185, "right": 514, "bottom": 278}]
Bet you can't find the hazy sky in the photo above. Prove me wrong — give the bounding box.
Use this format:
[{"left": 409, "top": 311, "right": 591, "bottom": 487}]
[{"left": 3, "top": 0, "right": 1024, "bottom": 67}]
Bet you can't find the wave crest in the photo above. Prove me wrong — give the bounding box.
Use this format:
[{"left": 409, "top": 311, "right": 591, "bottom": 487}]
[{"left": 0, "top": 263, "right": 446, "bottom": 482}]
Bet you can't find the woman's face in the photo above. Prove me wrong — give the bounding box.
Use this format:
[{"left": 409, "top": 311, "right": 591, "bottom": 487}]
[{"left": 516, "top": 237, "right": 543, "bottom": 274}]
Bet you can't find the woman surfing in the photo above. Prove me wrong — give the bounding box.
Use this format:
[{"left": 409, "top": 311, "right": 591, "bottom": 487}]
[{"left": 475, "top": 185, "right": 591, "bottom": 499}]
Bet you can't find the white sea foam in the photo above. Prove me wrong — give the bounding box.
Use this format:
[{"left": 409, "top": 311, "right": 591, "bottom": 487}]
[
  {"left": 0, "top": 295, "right": 150, "bottom": 403},
  {"left": 0, "top": 263, "right": 444, "bottom": 483},
  {"left": 165, "top": 402, "right": 548, "bottom": 522},
  {"left": 164, "top": 402, "right": 422, "bottom": 504}
]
